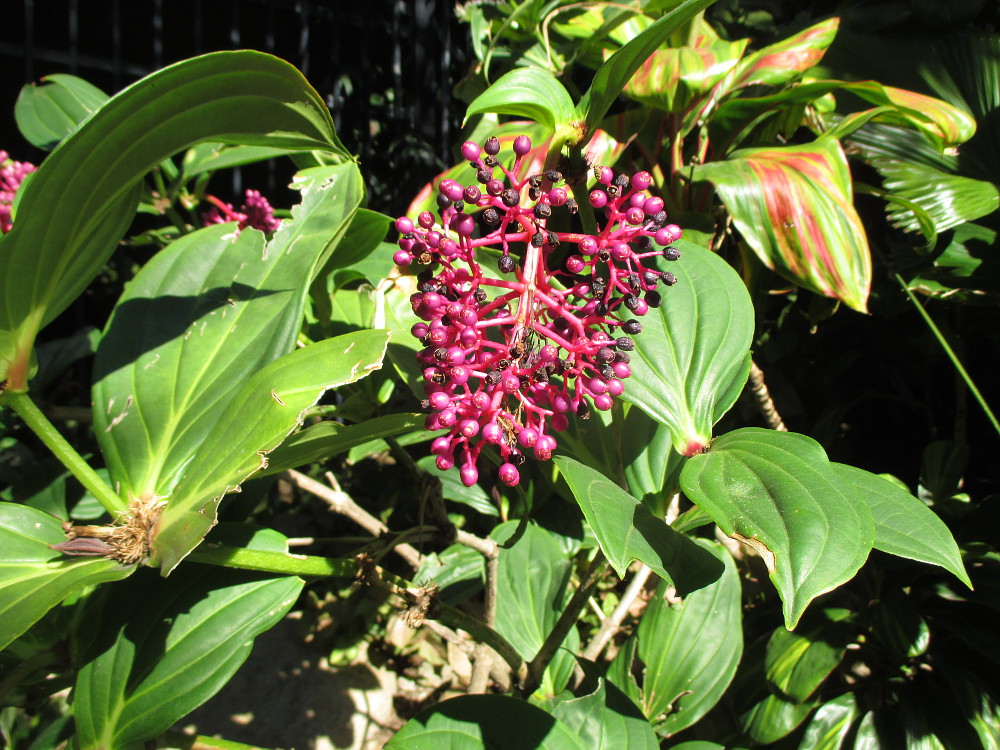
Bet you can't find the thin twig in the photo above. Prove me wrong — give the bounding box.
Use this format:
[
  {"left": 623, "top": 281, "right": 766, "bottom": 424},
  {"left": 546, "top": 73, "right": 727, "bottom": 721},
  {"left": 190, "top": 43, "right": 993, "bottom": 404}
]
[
  {"left": 460, "top": 532, "right": 500, "bottom": 694},
  {"left": 748, "top": 359, "right": 788, "bottom": 431},
  {"left": 581, "top": 564, "right": 653, "bottom": 661},
  {"left": 282, "top": 469, "right": 422, "bottom": 570}
]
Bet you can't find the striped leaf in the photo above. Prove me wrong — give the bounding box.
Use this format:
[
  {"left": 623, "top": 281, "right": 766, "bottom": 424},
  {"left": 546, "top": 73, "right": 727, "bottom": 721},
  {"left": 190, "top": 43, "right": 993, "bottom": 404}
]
[
  {"left": 692, "top": 136, "right": 871, "bottom": 312},
  {"left": 731, "top": 18, "right": 839, "bottom": 90}
]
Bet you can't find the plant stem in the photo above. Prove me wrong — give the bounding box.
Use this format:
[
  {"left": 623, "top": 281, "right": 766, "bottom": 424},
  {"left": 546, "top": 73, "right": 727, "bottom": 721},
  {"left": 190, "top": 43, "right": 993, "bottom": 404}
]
[
  {"left": 748, "top": 359, "right": 788, "bottom": 431},
  {"left": 522, "top": 549, "right": 609, "bottom": 696},
  {"left": 1, "top": 390, "right": 126, "bottom": 514},
  {"left": 896, "top": 275, "right": 1000, "bottom": 439},
  {"left": 581, "top": 563, "right": 653, "bottom": 660}
]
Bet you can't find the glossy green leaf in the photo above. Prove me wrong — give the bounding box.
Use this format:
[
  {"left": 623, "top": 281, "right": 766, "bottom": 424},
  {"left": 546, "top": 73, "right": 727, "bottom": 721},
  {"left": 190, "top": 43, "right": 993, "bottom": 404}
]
[
  {"left": 577, "top": 0, "right": 717, "bottom": 130},
  {"left": 0, "top": 503, "right": 133, "bottom": 650},
  {"left": 154, "top": 330, "right": 389, "bottom": 573},
  {"left": 93, "top": 163, "right": 364, "bottom": 502},
  {"left": 765, "top": 608, "right": 854, "bottom": 703},
  {"left": 693, "top": 136, "right": 871, "bottom": 312},
  {"left": 0, "top": 51, "right": 347, "bottom": 387},
  {"left": 73, "top": 565, "right": 302, "bottom": 750},
  {"left": 623, "top": 241, "right": 753, "bottom": 456},
  {"left": 741, "top": 692, "right": 817, "bottom": 745},
  {"left": 681, "top": 429, "right": 875, "bottom": 628},
  {"left": 632, "top": 541, "right": 742, "bottom": 735},
  {"left": 731, "top": 18, "right": 840, "bottom": 90},
  {"left": 554, "top": 456, "right": 723, "bottom": 595},
  {"left": 416, "top": 544, "right": 485, "bottom": 605},
  {"left": 260, "top": 413, "right": 424, "bottom": 477},
  {"left": 386, "top": 695, "right": 586, "bottom": 749},
  {"left": 181, "top": 143, "right": 306, "bottom": 177},
  {"left": 831, "top": 463, "right": 970, "bottom": 587},
  {"left": 14, "top": 73, "right": 109, "bottom": 150},
  {"left": 492, "top": 521, "right": 579, "bottom": 697},
  {"left": 552, "top": 677, "right": 659, "bottom": 750},
  {"left": 465, "top": 67, "right": 576, "bottom": 132},
  {"left": 878, "top": 160, "right": 997, "bottom": 235},
  {"left": 797, "top": 693, "right": 858, "bottom": 750}
]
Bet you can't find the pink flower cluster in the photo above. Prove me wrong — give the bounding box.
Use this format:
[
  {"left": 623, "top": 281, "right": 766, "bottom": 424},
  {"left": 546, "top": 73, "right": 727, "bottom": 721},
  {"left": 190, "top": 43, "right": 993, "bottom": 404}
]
[
  {"left": 202, "top": 189, "right": 281, "bottom": 233},
  {"left": 395, "top": 135, "right": 681, "bottom": 487},
  {"left": 1, "top": 151, "right": 38, "bottom": 234}
]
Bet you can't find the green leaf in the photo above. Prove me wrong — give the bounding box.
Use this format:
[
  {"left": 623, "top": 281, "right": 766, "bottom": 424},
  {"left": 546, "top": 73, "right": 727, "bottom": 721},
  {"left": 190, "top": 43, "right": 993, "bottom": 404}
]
[
  {"left": 765, "top": 608, "right": 854, "bottom": 703},
  {"left": 919, "top": 440, "right": 969, "bottom": 503},
  {"left": 692, "top": 136, "right": 872, "bottom": 312},
  {"left": 153, "top": 330, "right": 389, "bottom": 574},
  {"left": 492, "top": 521, "right": 580, "bottom": 697},
  {"left": 621, "top": 407, "right": 685, "bottom": 513},
  {"left": 552, "top": 676, "right": 659, "bottom": 750},
  {"left": 0, "top": 51, "right": 347, "bottom": 387},
  {"left": 831, "top": 463, "right": 970, "bottom": 587},
  {"left": 14, "top": 73, "right": 109, "bottom": 150},
  {"left": 465, "top": 67, "right": 576, "bottom": 131},
  {"left": 623, "top": 241, "right": 753, "bottom": 456},
  {"left": 93, "top": 163, "right": 364, "bottom": 503},
  {"left": 796, "top": 693, "right": 858, "bottom": 750},
  {"left": 72, "top": 565, "right": 302, "bottom": 750},
  {"left": 577, "top": 0, "right": 718, "bottom": 130},
  {"left": 741, "top": 692, "right": 817, "bottom": 745},
  {"left": 680, "top": 429, "right": 875, "bottom": 628},
  {"left": 181, "top": 143, "right": 307, "bottom": 177},
  {"left": 386, "top": 694, "right": 586, "bottom": 749},
  {"left": 0, "top": 503, "right": 133, "bottom": 651},
  {"left": 631, "top": 541, "right": 742, "bottom": 735},
  {"left": 260, "top": 413, "right": 425, "bottom": 477},
  {"left": 554, "top": 456, "right": 723, "bottom": 595}
]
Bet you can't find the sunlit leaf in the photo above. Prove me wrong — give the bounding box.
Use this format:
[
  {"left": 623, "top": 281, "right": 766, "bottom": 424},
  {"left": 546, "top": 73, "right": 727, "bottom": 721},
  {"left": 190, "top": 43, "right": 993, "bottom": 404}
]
[
  {"left": 680, "top": 429, "right": 875, "bottom": 628},
  {"left": 731, "top": 18, "right": 840, "bottom": 90},
  {"left": 765, "top": 608, "right": 854, "bottom": 703},
  {"left": 0, "top": 503, "right": 133, "bottom": 650},
  {"left": 693, "top": 136, "right": 871, "bottom": 312},
  {"left": 465, "top": 67, "right": 576, "bottom": 131},
  {"left": 14, "top": 73, "right": 109, "bottom": 150},
  {"left": 554, "top": 456, "right": 724, "bottom": 595},
  {"left": 624, "top": 242, "right": 753, "bottom": 455}
]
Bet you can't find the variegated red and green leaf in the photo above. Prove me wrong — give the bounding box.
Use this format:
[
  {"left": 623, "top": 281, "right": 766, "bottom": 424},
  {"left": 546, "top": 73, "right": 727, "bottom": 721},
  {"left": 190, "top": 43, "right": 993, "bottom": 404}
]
[
  {"left": 877, "top": 86, "right": 977, "bottom": 150},
  {"left": 692, "top": 136, "right": 871, "bottom": 312},
  {"left": 620, "top": 37, "right": 748, "bottom": 116},
  {"left": 730, "top": 18, "right": 839, "bottom": 90}
]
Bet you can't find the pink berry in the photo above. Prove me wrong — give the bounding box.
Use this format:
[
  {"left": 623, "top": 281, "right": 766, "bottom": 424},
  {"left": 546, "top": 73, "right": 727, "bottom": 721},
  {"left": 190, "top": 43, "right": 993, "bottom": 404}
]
[
  {"left": 462, "top": 141, "right": 481, "bottom": 161},
  {"left": 483, "top": 422, "right": 503, "bottom": 444},
  {"left": 643, "top": 196, "right": 664, "bottom": 215},
  {"left": 596, "top": 166, "right": 614, "bottom": 185},
  {"left": 513, "top": 135, "right": 531, "bottom": 156},
  {"left": 436, "top": 453, "right": 456, "bottom": 471},
  {"left": 460, "top": 465, "right": 479, "bottom": 487},
  {"left": 566, "top": 255, "right": 585, "bottom": 273},
  {"left": 594, "top": 394, "right": 614, "bottom": 411},
  {"left": 429, "top": 391, "right": 450, "bottom": 410},
  {"left": 499, "top": 462, "right": 520, "bottom": 486},
  {"left": 607, "top": 378, "right": 625, "bottom": 396},
  {"left": 395, "top": 216, "right": 414, "bottom": 234},
  {"left": 579, "top": 236, "right": 599, "bottom": 256},
  {"left": 632, "top": 171, "right": 652, "bottom": 191},
  {"left": 459, "top": 419, "right": 480, "bottom": 438},
  {"left": 626, "top": 207, "right": 645, "bottom": 225},
  {"left": 418, "top": 211, "right": 434, "bottom": 228},
  {"left": 589, "top": 189, "right": 608, "bottom": 209},
  {"left": 393, "top": 250, "right": 413, "bottom": 266},
  {"left": 518, "top": 427, "right": 539, "bottom": 448}
]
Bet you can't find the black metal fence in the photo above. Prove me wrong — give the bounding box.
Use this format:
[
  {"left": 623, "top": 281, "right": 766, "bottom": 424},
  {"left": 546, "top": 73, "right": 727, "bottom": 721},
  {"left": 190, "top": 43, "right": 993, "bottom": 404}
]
[{"left": 0, "top": 0, "right": 471, "bottom": 212}]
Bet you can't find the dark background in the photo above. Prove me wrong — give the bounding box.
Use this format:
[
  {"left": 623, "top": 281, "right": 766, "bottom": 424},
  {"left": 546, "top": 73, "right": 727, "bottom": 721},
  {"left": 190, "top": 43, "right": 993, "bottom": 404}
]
[{"left": 0, "top": 0, "right": 472, "bottom": 214}]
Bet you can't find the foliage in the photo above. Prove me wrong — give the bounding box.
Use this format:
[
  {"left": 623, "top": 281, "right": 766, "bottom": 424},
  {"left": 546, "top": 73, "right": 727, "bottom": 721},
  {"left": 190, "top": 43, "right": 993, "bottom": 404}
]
[{"left": 1, "top": 4, "right": 998, "bottom": 749}]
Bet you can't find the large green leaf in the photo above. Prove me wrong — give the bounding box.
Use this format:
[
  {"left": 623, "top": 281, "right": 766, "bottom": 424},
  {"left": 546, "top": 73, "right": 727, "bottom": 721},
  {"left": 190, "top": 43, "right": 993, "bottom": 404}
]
[
  {"left": 630, "top": 541, "right": 742, "bottom": 735},
  {"left": 0, "top": 503, "right": 133, "bottom": 651},
  {"left": 14, "top": 73, "right": 109, "bottom": 150},
  {"left": 621, "top": 406, "right": 685, "bottom": 513},
  {"left": 93, "top": 163, "right": 364, "bottom": 503},
  {"left": 72, "top": 565, "right": 302, "bottom": 749},
  {"left": 577, "top": 0, "right": 718, "bottom": 130},
  {"left": 492, "top": 521, "right": 580, "bottom": 698},
  {"left": 386, "top": 695, "right": 586, "bottom": 749},
  {"left": 552, "top": 676, "right": 659, "bottom": 750},
  {"left": 554, "top": 456, "right": 723, "bottom": 595},
  {"left": 741, "top": 692, "right": 817, "bottom": 745},
  {"left": 0, "top": 50, "right": 347, "bottom": 388},
  {"left": 765, "top": 608, "right": 854, "bottom": 703},
  {"left": 153, "top": 330, "right": 389, "bottom": 573},
  {"left": 680, "top": 429, "right": 875, "bottom": 628},
  {"left": 623, "top": 241, "right": 753, "bottom": 456},
  {"left": 832, "top": 463, "right": 970, "bottom": 587},
  {"left": 465, "top": 67, "right": 576, "bottom": 132},
  {"left": 693, "top": 137, "right": 871, "bottom": 312}
]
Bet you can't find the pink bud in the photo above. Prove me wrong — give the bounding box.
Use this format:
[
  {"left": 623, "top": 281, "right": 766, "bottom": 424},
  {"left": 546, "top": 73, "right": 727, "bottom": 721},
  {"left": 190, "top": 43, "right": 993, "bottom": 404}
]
[
  {"left": 589, "top": 190, "right": 608, "bottom": 209},
  {"left": 632, "top": 171, "right": 652, "bottom": 191},
  {"left": 594, "top": 394, "right": 614, "bottom": 411},
  {"left": 436, "top": 453, "right": 456, "bottom": 471},
  {"left": 596, "top": 166, "right": 614, "bottom": 185},
  {"left": 518, "top": 427, "right": 539, "bottom": 448},
  {"left": 611, "top": 243, "right": 630, "bottom": 261},
  {"left": 395, "top": 216, "right": 414, "bottom": 234},
  {"left": 439, "top": 179, "right": 464, "bottom": 202},
  {"left": 459, "top": 419, "right": 480, "bottom": 438},
  {"left": 450, "top": 213, "right": 475, "bottom": 237},
  {"left": 462, "top": 141, "right": 481, "bottom": 161},
  {"left": 513, "top": 135, "right": 531, "bottom": 156},
  {"left": 579, "top": 236, "right": 599, "bottom": 256},
  {"left": 418, "top": 211, "right": 434, "bottom": 228},
  {"left": 607, "top": 378, "right": 625, "bottom": 396},
  {"left": 429, "top": 391, "right": 450, "bottom": 410},
  {"left": 626, "top": 207, "right": 645, "bottom": 225},
  {"left": 643, "top": 196, "right": 664, "bottom": 215},
  {"left": 460, "top": 464, "right": 480, "bottom": 487},
  {"left": 483, "top": 422, "right": 503, "bottom": 444},
  {"left": 393, "top": 250, "right": 413, "bottom": 266},
  {"left": 501, "top": 374, "right": 520, "bottom": 393},
  {"left": 565, "top": 255, "right": 585, "bottom": 273},
  {"left": 548, "top": 188, "right": 568, "bottom": 206},
  {"left": 612, "top": 361, "right": 632, "bottom": 379},
  {"left": 431, "top": 436, "right": 452, "bottom": 454}
]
